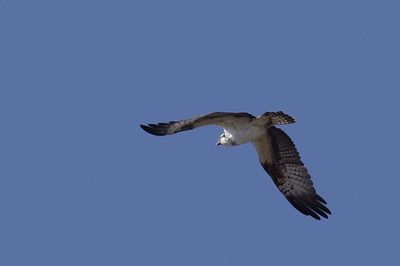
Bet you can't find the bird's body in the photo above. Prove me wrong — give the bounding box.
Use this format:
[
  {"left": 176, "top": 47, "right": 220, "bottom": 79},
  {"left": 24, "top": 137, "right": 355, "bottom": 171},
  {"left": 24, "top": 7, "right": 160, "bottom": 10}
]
[
  {"left": 140, "top": 111, "right": 331, "bottom": 220},
  {"left": 220, "top": 122, "right": 265, "bottom": 146}
]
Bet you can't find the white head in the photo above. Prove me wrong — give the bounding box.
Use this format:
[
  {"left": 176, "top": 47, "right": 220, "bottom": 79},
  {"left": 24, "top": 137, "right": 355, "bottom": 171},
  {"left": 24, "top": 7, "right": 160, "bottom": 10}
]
[{"left": 216, "top": 132, "right": 236, "bottom": 146}]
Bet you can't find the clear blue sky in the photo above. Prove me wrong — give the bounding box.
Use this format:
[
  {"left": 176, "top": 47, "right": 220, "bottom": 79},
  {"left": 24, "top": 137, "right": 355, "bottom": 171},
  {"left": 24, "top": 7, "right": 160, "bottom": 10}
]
[{"left": 1, "top": 1, "right": 399, "bottom": 265}]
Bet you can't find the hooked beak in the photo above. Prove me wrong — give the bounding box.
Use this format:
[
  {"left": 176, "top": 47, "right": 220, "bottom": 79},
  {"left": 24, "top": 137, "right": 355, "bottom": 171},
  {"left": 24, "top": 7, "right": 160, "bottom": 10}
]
[{"left": 216, "top": 142, "right": 221, "bottom": 146}]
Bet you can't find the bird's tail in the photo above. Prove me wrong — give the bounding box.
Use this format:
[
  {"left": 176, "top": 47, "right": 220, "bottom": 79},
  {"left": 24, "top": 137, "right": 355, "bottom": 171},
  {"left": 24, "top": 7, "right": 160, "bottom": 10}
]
[{"left": 257, "top": 111, "right": 296, "bottom": 126}]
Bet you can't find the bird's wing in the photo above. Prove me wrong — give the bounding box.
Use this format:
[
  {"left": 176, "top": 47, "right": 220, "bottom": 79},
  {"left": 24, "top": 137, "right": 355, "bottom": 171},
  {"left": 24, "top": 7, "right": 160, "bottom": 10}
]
[
  {"left": 140, "top": 112, "right": 255, "bottom": 136},
  {"left": 252, "top": 126, "right": 331, "bottom": 220}
]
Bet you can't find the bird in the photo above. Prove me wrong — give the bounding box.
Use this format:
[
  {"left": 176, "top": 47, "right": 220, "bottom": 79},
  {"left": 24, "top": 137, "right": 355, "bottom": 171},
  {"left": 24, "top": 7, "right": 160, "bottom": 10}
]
[{"left": 140, "top": 111, "right": 331, "bottom": 220}]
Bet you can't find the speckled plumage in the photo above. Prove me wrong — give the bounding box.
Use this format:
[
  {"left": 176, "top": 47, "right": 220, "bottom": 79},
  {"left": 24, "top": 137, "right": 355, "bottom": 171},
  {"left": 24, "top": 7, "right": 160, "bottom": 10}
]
[{"left": 140, "top": 111, "right": 331, "bottom": 220}]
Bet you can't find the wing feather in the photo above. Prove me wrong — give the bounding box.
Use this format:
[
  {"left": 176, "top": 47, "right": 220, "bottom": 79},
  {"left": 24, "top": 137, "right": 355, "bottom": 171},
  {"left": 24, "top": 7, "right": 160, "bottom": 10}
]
[
  {"left": 140, "top": 112, "right": 255, "bottom": 136},
  {"left": 252, "top": 126, "right": 331, "bottom": 220}
]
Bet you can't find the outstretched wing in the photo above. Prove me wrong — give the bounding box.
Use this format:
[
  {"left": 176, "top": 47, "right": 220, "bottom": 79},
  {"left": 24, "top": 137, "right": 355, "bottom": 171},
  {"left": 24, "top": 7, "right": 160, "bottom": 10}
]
[
  {"left": 252, "top": 126, "right": 331, "bottom": 220},
  {"left": 140, "top": 112, "right": 255, "bottom": 136}
]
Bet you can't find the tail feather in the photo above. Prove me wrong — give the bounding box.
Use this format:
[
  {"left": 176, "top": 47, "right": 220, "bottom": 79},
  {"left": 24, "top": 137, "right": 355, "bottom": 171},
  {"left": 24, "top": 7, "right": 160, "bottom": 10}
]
[{"left": 257, "top": 111, "right": 296, "bottom": 126}]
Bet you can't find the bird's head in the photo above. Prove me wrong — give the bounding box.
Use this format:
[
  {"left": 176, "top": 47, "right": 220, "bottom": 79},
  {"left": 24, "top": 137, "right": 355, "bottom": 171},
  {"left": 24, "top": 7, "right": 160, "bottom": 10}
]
[{"left": 216, "top": 132, "right": 235, "bottom": 146}]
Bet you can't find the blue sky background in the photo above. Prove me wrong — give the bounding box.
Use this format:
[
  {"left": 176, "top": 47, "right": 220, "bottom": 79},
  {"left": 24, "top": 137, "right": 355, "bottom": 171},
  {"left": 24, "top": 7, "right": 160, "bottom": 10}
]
[{"left": 1, "top": 1, "right": 399, "bottom": 265}]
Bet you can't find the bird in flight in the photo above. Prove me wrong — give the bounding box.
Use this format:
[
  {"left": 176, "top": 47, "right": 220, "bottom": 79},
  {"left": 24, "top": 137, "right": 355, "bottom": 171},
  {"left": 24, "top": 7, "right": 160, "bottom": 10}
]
[{"left": 140, "top": 111, "right": 331, "bottom": 220}]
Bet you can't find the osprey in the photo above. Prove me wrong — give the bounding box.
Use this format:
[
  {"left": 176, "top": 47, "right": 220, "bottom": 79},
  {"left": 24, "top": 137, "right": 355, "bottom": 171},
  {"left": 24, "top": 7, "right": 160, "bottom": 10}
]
[{"left": 140, "top": 111, "right": 331, "bottom": 220}]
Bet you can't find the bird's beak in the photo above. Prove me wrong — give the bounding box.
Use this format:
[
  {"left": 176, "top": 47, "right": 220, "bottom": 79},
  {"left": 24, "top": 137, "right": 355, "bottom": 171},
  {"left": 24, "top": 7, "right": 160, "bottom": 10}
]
[{"left": 216, "top": 142, "right": 221, "bottom": 146}]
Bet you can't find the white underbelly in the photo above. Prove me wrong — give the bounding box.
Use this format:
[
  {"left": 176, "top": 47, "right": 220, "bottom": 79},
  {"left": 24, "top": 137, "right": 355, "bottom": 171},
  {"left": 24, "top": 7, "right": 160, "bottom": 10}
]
[{"left": 224, "top": 125, "right": 265, "bottom": 145}]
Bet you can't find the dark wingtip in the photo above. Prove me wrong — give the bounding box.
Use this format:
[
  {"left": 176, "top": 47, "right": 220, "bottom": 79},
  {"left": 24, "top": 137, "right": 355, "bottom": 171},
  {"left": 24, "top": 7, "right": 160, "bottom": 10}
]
[
  {"left": 316, "top": 194, "right": 327, "bottom": 204},
  {"left": 140, "top": 124, "right": 168, "bottom": 136},
  {"left": 287, "top": 195, "right": 331, "bottom": 220},
  {"left": 311, "top": 213, "right": 321, "bottom": 220}
]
